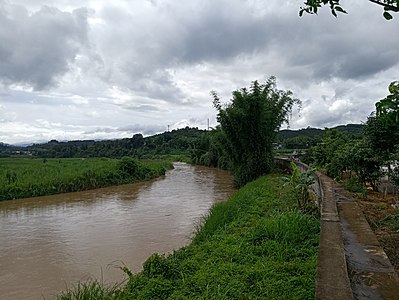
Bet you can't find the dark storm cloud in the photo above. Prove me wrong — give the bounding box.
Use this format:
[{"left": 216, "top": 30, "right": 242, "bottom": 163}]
[
  {"left": 178, "top": 5, "right": 270, "bottom": 63},
  {"left": 97, "top": 0, "right": 399, "bottom": 102},
  {"left": 0, "top": 4, "right": 88, "bottom": 90},
  {"left": 95, "top": 1, "right": 276, "bottom": 103},
  {"left": 275, "top": 8, "right": 399, "bottom": 81},
  {"left": 120, "top": 69, "right": 187, "bottom": 104}
]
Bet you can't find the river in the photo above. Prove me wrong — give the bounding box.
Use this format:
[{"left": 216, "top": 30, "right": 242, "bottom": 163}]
[{"left": 0, "top": 163, "right": 234, "bottom": 300}]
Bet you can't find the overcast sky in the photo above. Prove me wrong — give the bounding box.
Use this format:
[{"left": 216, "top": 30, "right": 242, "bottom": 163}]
[{"left": 0, "top": 0, "right": 398, "bottom": 144}]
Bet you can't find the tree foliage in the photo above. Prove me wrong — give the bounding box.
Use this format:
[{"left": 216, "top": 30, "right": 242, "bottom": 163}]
[
  {"left": 213, "top": 76, "right": 300, "bottom": 187},
  {"left": 1, "top": 127, "right": 206, "bottom": 159},
  {"left": 306, "top": 82, "right": 399, "bottom": 191},
  {"left": 300, "top": 0, "right": 399, "bottom": 20},
  {"left": 376, "top": 81, "right": 399, "bottom": 124},
  {"left": 285, "top": 161, "right": 316, "bottom": 212},
  {"left": 190, "top": 127, "right": 231, "bottom": 169}
]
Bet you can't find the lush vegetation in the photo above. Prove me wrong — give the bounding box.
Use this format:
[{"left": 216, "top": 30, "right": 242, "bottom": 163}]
[
  {"left": 0, "top": 157, "right": 172, "bottom": 201},
  {"left": 0, "top": 127, "right": 206, "bottom": 159},
  {"left": 58, "top": 174, "right": 320, "bottom": 300},
  {"left": 204, "top": 77, "right": 299, "bottom": 187},
  {"left": 277, "top": 124, "right": 363, "bottom": 150},
  {"left": 303, "top": 81, "right": 399, "bottom": 193}
]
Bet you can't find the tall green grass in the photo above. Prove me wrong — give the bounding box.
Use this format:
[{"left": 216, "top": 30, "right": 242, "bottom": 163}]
[
  {"left": 57, "top": 279, "right": 123, "bottom": 300},
  {"left": 0, "top": 157, "right": 173, "bottom": 201},
  {"left": 57, "top": 174, "right": 320, "bottom": 300}
]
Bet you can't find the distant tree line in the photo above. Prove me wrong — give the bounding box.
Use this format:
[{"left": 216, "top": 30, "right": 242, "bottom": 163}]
[
  {"left": 4, "top": 78, "right": 397, "bottom": 194},
  {"left": 0, "top": 127, "right": 207, "bottom": 159},
  {"left": 277, "top": 124, "right": 363, "bottom": 149}
]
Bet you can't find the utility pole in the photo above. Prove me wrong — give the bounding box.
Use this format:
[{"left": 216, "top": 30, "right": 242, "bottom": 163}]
[
  {"left": 207, "top": 118, "right": 209, "bottom": 131},
  {"left": 167, "top": 125, "right": 170, "bottom": 132}
]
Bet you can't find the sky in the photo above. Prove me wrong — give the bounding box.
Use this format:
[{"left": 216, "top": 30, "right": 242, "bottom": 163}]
[{"left": 0, "top": 0, "right": 398, "bottom": 144}]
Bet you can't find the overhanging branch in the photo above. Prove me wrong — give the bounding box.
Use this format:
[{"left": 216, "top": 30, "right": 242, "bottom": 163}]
[{"left": 369, "top": 0, "right": 399, "bottom": 12}]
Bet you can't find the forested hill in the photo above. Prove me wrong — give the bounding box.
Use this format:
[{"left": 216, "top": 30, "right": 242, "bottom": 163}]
[
  {"left": 0, "top": 124, "right": 363, "bottom": 158},
  {"left": 278, "top": 124, "right": 364, "bottom": 149},
  {"left": 0, "top": 127, "right": 207, "bottom": 158},
  {"left": 278, "top": 124, "right": 363, "bottom": 140}
]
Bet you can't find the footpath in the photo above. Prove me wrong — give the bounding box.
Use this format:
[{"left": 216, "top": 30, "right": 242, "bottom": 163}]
[{"left": 275, "top": 158, "right": 399, "bottom": 300}]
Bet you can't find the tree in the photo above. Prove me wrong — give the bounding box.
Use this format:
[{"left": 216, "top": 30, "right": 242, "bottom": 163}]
[
  {"left": 300, "top": 0, "right": 399, "bottom": 20},
  {"left": 131, "top": 133, "right": 144, "bottom": 149},
  {"left": 363, "top": 82, "right": 399, "bottom": 162},
  {"left": 213, "top": 76, "right": 299, "bottom": 187},
  {"left": 308, "top": 128, "right": 349, "bottom": 172},
  {"left": 376, "top": 81, "right": 399, "bottom": 124}
]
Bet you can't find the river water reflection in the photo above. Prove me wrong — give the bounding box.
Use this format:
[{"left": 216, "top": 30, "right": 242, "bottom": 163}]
[{"left": 0, "top": 163, "right": 234, "bottom": 300}]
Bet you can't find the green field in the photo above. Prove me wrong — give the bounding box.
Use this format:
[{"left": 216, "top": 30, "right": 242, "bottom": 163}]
[
  {"left": 0, "top": 157, "right": 173, "bottom": 201},
  {"left": 58, "top": 174, "right": 320, "bottom": 300}
]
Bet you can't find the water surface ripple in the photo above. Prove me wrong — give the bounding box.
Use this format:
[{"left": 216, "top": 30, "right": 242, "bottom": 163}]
[{"left": 0, "top": 162, "right": 234, "bottom": 300}]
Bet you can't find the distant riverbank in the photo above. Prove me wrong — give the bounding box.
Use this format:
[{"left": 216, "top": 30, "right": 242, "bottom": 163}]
[{"left": 0, "top": 157, "right": 173, "bottom": 201}]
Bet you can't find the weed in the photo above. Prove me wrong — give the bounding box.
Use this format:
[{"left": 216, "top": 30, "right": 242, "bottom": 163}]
[{"left": 284, "top": 161, "right": 316, "bottom": 212}]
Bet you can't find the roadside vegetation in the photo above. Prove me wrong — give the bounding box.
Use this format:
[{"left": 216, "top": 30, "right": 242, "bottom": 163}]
[
  {"left": 301, "top": 81, "right": 399, "bottom": 271},
  {"left": 57, "top": 174, "right": 320, "bottom": 300},
  {"left": 0, "top": 157, "right": 172, "bottom": 201}
]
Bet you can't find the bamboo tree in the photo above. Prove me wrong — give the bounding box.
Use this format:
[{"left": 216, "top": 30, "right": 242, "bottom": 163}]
[{"left": 213, "top": 76, "right": 300, "bottom": 187}]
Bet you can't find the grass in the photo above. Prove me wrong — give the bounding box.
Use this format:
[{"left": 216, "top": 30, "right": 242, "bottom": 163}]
[
  {"left": 57, "top": 174, "right": 320, "bottom": 300},
  {"left": 0, "top": 157, "right": 173, "bottom": 201},
  {"left": 378, "top": 210, "right": 399, "bottom": 232},
  {"left": 57, "top": 279, "right": 123, "bottom": 300}
]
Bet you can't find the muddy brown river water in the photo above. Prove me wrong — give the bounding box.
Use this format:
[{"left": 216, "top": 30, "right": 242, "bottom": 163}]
[{"left": 0, "top": 163, "right": 234, "bottom": 300}]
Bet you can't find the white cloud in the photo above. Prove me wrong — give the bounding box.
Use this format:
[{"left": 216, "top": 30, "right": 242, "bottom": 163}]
[{"left": 0, "top": 0, "right": 398, "bottom": 144}]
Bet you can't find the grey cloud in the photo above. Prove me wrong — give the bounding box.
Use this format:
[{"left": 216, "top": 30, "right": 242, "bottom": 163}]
[
  {"left": 85, "top": 124, "right": 166, "bottom": 136},
  {"left": 121, "top": 69, "right": 186, "bottom": 104},
  {"left": 97, "top": 0, "right": 399, "bottom": 107},
  {"left": 277, "top": 14, "right": 399, "bottom": 81},
  {"left": 178, "top": 4, "right": 269, "bottom": 63},
  {"left": 0, "top": 4, "right": 89, "bottom": 90},
  {"left": 121, "top": 104, "right": 163, "bottom": 112},
  {"left": 96, "top": 1, "right": 274, "bottom": 103},
  {"left": 119, "top": 124, "right": 166, "bottom": 136},
  {"left": 296, "top": 96, "right": 362, "bottom": 129}
]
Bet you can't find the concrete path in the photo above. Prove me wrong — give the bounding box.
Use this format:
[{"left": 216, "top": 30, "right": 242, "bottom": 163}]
[
  {"left": 274, "top": 158, "right": 399, "bottom": 299},
  {"left": 318, "top": 172, "right": 399, "bottom": 299}
]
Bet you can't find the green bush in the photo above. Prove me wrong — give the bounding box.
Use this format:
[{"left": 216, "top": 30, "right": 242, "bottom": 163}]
[{"left": 342, "top": 176, "right": 366, "bottom": 194}]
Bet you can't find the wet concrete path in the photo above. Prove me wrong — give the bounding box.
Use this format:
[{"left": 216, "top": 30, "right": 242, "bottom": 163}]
[{"left": 275, "top": 158, "right": 399, "bottom": 299}]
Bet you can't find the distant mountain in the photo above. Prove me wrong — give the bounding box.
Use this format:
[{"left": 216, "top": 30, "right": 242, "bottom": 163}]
[
  {"left": 0, "top": 127, "right": 207, "bottom": 158},
  {"left": 278, "top": 124, "right": 363, "bottom": 140},
  {"left": 0, "top": 124, "right": 364, "bottom": 158},
  {"left": 277, "top": 124, "right": 364, "bottom": 149}
]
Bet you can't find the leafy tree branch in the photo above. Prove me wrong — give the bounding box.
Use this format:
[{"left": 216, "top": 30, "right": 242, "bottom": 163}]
[{"left": 300, "top": 0, "right": 399, "bottom": 20}]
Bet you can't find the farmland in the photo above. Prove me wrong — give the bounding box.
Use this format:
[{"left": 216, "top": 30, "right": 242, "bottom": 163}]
[{"left": 0, "top": 157, "right": 172, "bottom": 201}]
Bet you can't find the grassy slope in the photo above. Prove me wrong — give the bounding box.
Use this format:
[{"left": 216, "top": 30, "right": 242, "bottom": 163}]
[
  {"left": 58, "top": 174, "right": 320, "bottom": 300},
  {"left": 0, "top": 157, "right": 173, "bottom": 201}
]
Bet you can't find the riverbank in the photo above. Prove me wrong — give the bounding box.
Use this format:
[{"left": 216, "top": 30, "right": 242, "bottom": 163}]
[
  {"left": 58, "top": 174, "right": 320, "bottom": 300},
  {"left": 0, "top": 157, "right": 173, "bottom": 201}
]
